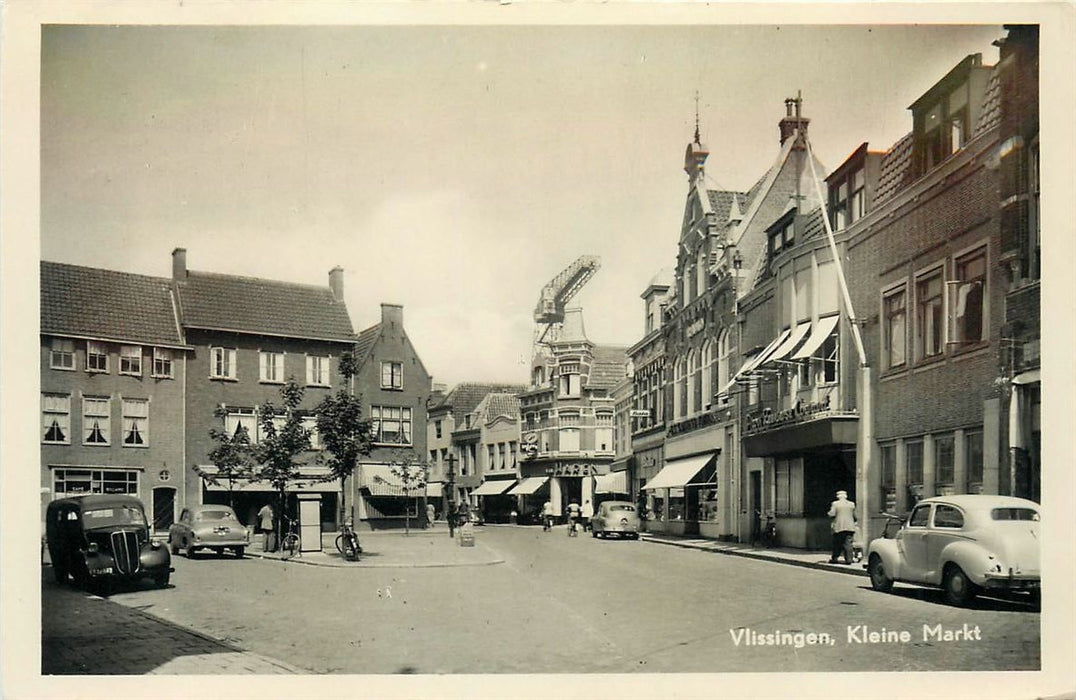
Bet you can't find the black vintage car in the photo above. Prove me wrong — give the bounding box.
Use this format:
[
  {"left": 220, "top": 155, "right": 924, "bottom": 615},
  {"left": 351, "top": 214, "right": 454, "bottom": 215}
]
[{"left": 46, "top": 494, "right": 172, "bottom": 591}]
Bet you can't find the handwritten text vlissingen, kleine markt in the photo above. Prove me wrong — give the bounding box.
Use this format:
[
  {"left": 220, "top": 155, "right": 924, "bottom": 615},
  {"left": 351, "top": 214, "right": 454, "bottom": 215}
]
[{"left": 728, "top": 624, "right": 983, "bottom": 648}]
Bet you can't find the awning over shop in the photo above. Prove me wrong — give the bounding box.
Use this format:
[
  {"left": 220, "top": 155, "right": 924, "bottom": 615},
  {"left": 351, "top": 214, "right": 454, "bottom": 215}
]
[
  {"left": 791, "top": 314, "right": 840, "bottom": 360},
  {"left": 506, "top": 476, "right": 548, "bottom": 495},
  {"left": 765, "top": 322, "right": 811, "bottom": 363},
  {"left": 202, "top": 478, "right": 339, "bottom": 493},
  {"left": 360, "top": 465, "right": 425, "bottom": 497},
  {"left": 642, "top": 453, "right": 717, "bottom": 490},
  {"left": 471, "top": 479, "right": 517, "bottom": 496},
  {"left": 594, "top": 470, "right": 629, "bottom": 494}
]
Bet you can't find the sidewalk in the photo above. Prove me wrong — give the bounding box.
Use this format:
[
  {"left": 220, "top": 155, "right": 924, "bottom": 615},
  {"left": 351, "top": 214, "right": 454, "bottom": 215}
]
[
  {"left": 638, "top": 531, "right": 869, "bottom": 577},
  {"left": 42, "top": 573, "right": 304, "bottom": 674},
  {"left": 247, "top": 528, "right": 504, "bottom": 568}
]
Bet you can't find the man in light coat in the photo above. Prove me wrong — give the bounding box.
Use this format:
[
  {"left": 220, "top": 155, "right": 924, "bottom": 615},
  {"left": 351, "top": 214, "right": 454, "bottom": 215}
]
[{"left": 828, "top": 490, "right": 857, "bottom": 564}]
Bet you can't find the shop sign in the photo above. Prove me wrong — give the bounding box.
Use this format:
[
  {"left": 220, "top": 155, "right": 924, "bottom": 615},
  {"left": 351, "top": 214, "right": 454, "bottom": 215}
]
[
  {"left": 746, "top": 394, "right": 832, "bottom": 434},
  {"left": 630, "top": 409, "right": 650, "bottom": 418},
  {"left": 545, "top": 464, "right": 592, "bottom": 477}
]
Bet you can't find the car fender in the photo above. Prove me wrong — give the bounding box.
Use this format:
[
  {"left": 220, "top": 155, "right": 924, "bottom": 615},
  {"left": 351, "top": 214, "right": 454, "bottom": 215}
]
[
  {"left": 939, "top": 540, "right": 995, "bottom": 587},
  {"left": 140, "top": 544, "right": 172, "bottom": 571},
  {"left": 867, "top": 538, "right": 903, "bottom": 579}
]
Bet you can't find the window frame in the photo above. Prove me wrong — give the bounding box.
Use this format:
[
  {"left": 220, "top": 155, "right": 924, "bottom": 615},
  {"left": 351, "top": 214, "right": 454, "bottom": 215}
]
[
  {"left": 50, "top": 338, "right": 76, "bottom": 371},
  {"left": 121, "top": 398, "right": 150, "bottom": 448},
  {"left": 210, "top": 347, "right": 237, "bottom": 380},
  {"left": 914, "top": 265, "right": 946, "bottom": 362},
  {"left": 119, "top": 345, "right": 142, "bottom": 377},
  {"left": 42, "top": 393, "right": 72, "bottom": 445},
  {"left": 306, "top": 354, "right": 331, "bottom": 387},
  {"left": 86, "top": 341, "right": 109, "bottom": 373},
  {"left": 881, "top": 282, "right": 908, "bottom": 370},
  {"left": 82, "top": 395, "right": 112, "bottom": 446},
  {"left": 259, "top": 350, "right": 285, "bottom": 384},
  {"left": 934, "top": 433, "right": 955, "bottom": 487},
  {"left": 950, "top": 244, "right": 988, "bottom": 348},
  {"left": 371, "top": 405, "right": 413, "bottom": 446},
  {"left": 965, "top": 429, "right": 984, "bottom": 492},
  {"left": 380, "top": 360, "right": 404, "bottom": 390},
  {"left": 152, "top": 347, "right": 174, "bottom": 378}
]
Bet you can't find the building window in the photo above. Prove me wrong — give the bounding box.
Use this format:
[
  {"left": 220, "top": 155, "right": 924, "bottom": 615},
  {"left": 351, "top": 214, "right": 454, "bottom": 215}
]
[
  {"left": 435, "top": 420, "right": 443, "bottom": 439},
  {"left": 774, "top": 457, "right": 804, "bottom": 515},
  {"left": 558, "top": 364, "right": 581, "bottom": 398},
  {"left": 832, "top": 181, "right": 848, "bottom": 230},
  {"left": 259, "top": 351, "right": 285, "bottom": 383},
  {"left": 121, "top": 398, "right": 149, "bottom": 447},
  {"left": 558, "top": 428, "right": 580, "bottom": 453},
  {"left": 509, "top": 441, "right": 518, "bottom": 468},
  {"left": 850, "top": 169, "right": 866, "bottom": 222},
  {"left": 54, "top": 468, "right": 138, "bottom": 496},
  {"left": 306, "top": 355, "right": 330, "bottom": 387},
  {"left": 119, "top": 345, "right": 142, "bottom": 376},
  {"left": 880, "top": 443, "right": 897, "bottom": 513},
  {"left": 50, "top": 338, "right": 76, "bottom": 370},
  {"left": 371, "top": 406, "right": 412, "bottom": 445},
  {"left": 302, "top": 416, "right": 321, "bottom": 450},
  {"left": 82, "top": 396, "right": 111, "bottom": 445},
  {"left": 224, "top": 408, "right": 257, "bottom": 443},
  {"left": 965, "top": 430, "right": 984, "bottom": 493},
  {"left": 717, "top": 330, "right": 731, "bottom": 396},
  {"left": 152, "top": 348, "right": 174, "bottom": 378},
  {"left": 819, "top": 333, "right": 839, "bottom": 384},
  {"left": 915, "top": 269, "right": 945, "bottom": 360},
  {"left": 951, "top": 247, "right": 986, "bottom": 346},
  {"left": 87, "top": 341, "right": 109, "bottom": 373},
  {"left": 559, "top": 412, "right": 580, "bottom": 427},
  {"left": 696, "top": 247, "right": 707, "bottom": 298},
  {"left": 934, "top": 433, "right": 955, "bottom": 491},
  {"left": 42, "top": 393, "right": 71, "bottom": 444},
  {"left": 210, "top": 347, "right": 237, "bottom": 379},
  {"left": 923, "top": 103, "right": 946, "bottom": 170},
  {"left": 688, "top": 350, "right": 701, "bottom": 415},
  {"left": 595, "top": 427, "right": 613, "bottom": 452},
  {"left": 883, "top": 286, "right": 908, "bottom": 369},
  {"left": 906, "top": 439, "right": 924, "bottom": 504},
  {"left": 381, "top": 361, "right": 403, "bottom": 390}
]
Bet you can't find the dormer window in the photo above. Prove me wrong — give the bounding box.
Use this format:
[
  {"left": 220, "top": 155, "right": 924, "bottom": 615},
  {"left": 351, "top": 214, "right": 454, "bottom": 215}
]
[{"left": 910, "top": 54, "right": 989, "bottom": 177}]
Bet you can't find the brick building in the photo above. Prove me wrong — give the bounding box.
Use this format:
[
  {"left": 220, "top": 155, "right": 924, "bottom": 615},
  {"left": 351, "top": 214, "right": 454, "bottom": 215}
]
[
  {"left": 172, "top": 248, "right": 356, "bottom": 532},
  {"left": 40, "top": 261, "right": 191, "bottom": 531}
]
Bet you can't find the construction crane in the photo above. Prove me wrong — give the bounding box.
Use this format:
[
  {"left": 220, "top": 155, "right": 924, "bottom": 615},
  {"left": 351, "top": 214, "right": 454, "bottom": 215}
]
[{"left": 532, "top": 255, "right": 601, "bottom": 354}]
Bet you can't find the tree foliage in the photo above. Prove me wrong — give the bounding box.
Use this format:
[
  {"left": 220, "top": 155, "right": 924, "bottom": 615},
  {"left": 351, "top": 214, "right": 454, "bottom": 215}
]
[
  {"left": 197, "top": 405, "right": 256, "bottom": 510},
  {"left": 313, "top": 389, "right": 372, "bottom": 520}
]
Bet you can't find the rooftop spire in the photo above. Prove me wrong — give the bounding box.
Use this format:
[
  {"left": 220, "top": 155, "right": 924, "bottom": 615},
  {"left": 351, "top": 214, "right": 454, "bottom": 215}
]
[{"left": 694, "top": 90, "right": 701, "bottom": 144}]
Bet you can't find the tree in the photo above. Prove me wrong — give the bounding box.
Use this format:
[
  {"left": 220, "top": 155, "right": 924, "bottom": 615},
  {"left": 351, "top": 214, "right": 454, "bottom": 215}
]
[
  {"left": 195, "top": 405, "right": 257, "bottom": 511},
  {"left": 378, "top": 449, "right": 428, "bottom": 536},
  {"left": 313, "top": 351, "right": 373, "bottom": 524},
  {"left": 252, "top": 379, "right": 312, "bottom": 546}
]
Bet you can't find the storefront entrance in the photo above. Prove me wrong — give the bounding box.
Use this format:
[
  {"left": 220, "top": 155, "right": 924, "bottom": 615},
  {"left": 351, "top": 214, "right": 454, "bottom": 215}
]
[{"left": 152, "top": 486, "right": 176, "bottom": 532}]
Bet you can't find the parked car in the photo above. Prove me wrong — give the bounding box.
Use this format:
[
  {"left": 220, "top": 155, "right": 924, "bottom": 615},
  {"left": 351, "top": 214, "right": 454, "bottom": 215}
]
[
  {"left": 168, "top": 505, "right": 250, "bottom": 558},
  {"left": 590, "top": 500, "right": 641, "bottom": 539},
  {"left": 46, "top": 494, "right": 172, "bottom": 591},
  {"left": 865, "top": 494, "right": 1040, "bottom": 606}
]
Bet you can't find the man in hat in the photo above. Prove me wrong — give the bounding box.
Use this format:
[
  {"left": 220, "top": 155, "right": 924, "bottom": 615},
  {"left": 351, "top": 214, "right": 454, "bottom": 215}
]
[{"left": 828, "top": 490, "right": 857, "bottom": 564}]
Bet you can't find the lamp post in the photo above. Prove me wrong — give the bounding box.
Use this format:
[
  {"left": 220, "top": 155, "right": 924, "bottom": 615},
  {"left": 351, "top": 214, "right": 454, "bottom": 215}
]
[{"left": 445, "top": 453, "right": 458, "bottom": 538}]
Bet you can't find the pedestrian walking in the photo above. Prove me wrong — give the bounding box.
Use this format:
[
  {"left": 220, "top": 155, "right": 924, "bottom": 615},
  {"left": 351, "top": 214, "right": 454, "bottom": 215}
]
[
  {"left": 566, "top": 500, "right": 581, "bottom": 536},
  {"left": 541, "top": 500, "right": 553, "bottom": 532},
  {"left": 257, "top": 502, "right": 275, "bottom": 552},
  {"left": 582, "top": 499, "right": 594, "bottom": 532},
  {"left": 426, "top": 503, "right": 436, "bottom": 529},
  {"left": 828, "top": 490, "right": 857, "bottom": 564}
]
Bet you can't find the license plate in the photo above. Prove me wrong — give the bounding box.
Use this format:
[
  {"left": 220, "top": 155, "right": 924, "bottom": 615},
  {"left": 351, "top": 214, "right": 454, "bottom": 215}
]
[{"left": 90, "top": 567, "right": 113, "bottom": 575}]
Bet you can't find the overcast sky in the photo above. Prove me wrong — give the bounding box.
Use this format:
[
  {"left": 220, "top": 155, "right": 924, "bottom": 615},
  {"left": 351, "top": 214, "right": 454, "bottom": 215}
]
[{"left": 41, "top": 23, "right": 1004, "bottom": 388}]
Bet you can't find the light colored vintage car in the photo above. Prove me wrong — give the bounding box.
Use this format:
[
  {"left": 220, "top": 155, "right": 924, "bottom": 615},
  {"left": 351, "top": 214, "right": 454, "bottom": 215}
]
[
  {"left": 865, "top": 494, "right": 1040, "bottom": 606},
  {"left": 590, "top": 500, "right": 641, "bottom": 539},
  {"left": 168, "top": 504, "right": 250, "bottom": 558}
]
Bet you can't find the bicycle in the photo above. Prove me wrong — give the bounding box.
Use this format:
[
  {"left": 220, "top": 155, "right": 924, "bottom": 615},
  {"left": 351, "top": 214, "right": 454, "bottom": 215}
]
[
  {"left": 567, "top": 516, "right": 579, "bottom": 537},
  {"left": 753, "top": 510, "right": 777, "bottom": 548},
  {"left": 335, "top": 519, "right": 362, "bottom": 562},
  {"left": 280, "top": 515, "right": 301, "bottom": 559}
]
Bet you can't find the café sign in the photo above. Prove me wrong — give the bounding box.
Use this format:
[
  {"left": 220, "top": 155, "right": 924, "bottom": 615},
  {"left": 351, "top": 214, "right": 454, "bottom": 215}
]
[{"left": 746, "top": 394, "right": 832, "bottom": 433}]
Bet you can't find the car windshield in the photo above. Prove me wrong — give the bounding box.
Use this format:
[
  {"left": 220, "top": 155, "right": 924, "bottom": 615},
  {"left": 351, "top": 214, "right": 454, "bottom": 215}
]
[
  {"left": 608, "top": 505, "right": 635, "bottom": 512},
  {"left": 195, "top": 510, "right": 237, "bottom": 522},
  {"left": 991, "top": 507, "right": 1039, "bottom": 521},
  {"left": 83, "top": 505, "right": 147, "bottom": 529}
]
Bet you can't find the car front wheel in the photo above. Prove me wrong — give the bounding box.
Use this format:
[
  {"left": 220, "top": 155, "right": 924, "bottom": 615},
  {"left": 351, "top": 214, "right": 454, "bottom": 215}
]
[
  {"left": 868, "top": 554, "right": 894, "bottom": 593},
  {"left": 943, "top": 564, "right": 977, "bottom": 606},
  {"left": 154, "top": 570, "right": 170, "bottom": 588},
  {"left": 235, "top": 546, "right": 245, "bottom": 559}
]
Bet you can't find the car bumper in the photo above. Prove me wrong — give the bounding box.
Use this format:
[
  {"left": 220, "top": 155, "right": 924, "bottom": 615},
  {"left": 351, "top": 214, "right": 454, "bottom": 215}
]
[
  {"left": 191, "top": 538, "right": 249, "bottom": 548},
  {"left": 980, "top": 575, "right": 1040, "bottom": 591}
]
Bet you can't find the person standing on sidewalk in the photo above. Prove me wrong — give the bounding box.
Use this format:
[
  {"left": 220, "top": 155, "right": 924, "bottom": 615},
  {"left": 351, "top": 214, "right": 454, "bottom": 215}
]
[
  {"left": 828, "top": 490, "right": 857, "bottom": 564},
  {"left": 257, "top": 502, "right": 275, "bottom": 552},
  {"left": 426, "top": 503, "right": 436, "bottom": 529},
  {"left": 581, "top": 499, "right": 594, "bottom": 532}
]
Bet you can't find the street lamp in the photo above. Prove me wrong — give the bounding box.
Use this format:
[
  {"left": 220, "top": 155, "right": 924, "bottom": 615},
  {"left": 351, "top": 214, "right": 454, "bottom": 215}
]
[{"left": 445, "top": 453, "right": 458, "bottom": 537}]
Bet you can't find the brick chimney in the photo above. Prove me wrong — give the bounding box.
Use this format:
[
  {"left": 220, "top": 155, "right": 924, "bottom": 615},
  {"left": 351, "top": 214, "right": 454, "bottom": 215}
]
[
  {"left": 329, "top": 266, "right": 344, "bottom": 302},
  {"left": 381, "top": 303, "right": 404, "bottom": 333},
  {"left": 778, "top": 93, "right": 810, "bottom": 148},
  {"left": 171, "top": 247, "right": 187, "bottom": 281}
]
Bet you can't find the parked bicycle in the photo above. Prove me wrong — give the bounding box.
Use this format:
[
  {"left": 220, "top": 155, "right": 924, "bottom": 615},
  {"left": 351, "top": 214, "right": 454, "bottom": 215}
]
[
  {"left": 753, "top": 510, "right": 777, "bottom": 548},
  {"left": 335, "top": 519, "right": 362, "bottom": 562},
  {"left": 280, "top": 515, "right": 301, "bottom": 559}
]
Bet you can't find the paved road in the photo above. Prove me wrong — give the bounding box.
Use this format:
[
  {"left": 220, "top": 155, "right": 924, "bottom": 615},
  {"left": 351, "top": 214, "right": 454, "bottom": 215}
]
[{"left": 60, "top": 526, "right": 1040, "bottom": 673}]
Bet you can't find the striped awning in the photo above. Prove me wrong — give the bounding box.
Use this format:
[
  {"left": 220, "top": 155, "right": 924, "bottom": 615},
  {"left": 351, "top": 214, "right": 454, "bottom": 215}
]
[
  {"left": 594, "top": 471, "right": 629, "bottom": 494},
  {"left": 471, "top": 479, "right": 517, "bottom": 496},
  {"left": 426, "top": 482, "right": 443, "bottom": 497},
  {"left": 361, "top": 465, "right": 423, "bottom": 497},
  {"left": 506, "top": 477, "right": 548, "bottom": 496}
]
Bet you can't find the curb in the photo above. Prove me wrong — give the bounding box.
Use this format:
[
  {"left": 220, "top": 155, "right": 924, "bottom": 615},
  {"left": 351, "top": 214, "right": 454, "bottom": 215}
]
[{"left": 639, "top": 535, "right": 869, "bottom": 578}]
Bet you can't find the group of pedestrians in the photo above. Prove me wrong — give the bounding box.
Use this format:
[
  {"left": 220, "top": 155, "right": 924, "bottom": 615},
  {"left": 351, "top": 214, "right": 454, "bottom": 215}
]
[{"left": 541, "top": 498, "right": 593, "bottom": 535}]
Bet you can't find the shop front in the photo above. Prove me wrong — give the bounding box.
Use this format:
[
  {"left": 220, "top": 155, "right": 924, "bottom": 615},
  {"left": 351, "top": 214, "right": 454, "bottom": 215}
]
[
  {"left": 506, "top": 475, "right": 550, "bottom": 524},
  {"left": 355, "top": 464, "right": 431, "bottom": 531},
  {"left": 642, "top": 452, "right": 719, "bottom": 537},
  {"left": 197, "top": 465, "right": 340, "bottom": 534},
  {"left": 471, "top": 475, "right": 518, "bottom": 523},
  {"left": 742, "top": 413, "right": 858, "bottom": 549}
]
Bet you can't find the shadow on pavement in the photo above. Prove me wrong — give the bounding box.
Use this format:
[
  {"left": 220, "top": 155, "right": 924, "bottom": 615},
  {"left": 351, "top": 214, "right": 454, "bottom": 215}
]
[{"left": 853, "top": 583, "right": 1040, "bottom": 612}]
